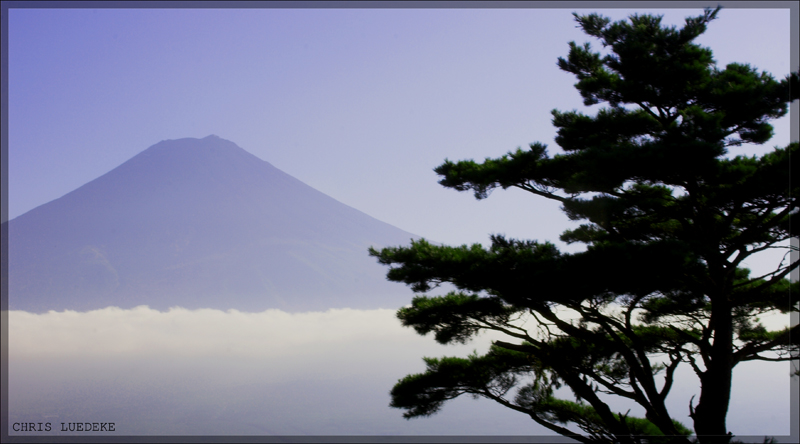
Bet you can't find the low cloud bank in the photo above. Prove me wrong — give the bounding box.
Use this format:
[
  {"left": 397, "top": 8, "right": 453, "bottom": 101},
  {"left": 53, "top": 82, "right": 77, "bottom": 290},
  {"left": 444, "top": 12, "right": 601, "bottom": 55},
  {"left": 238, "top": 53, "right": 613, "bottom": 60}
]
[
  {"left": 7, "top": 306, "right": 532, "bottom": 435},
  {"left": 5, "top": 306, "right": 793, "bottom": 436},
  {"left": 9, "top": 306, "right": 436, "bottom": 359}
]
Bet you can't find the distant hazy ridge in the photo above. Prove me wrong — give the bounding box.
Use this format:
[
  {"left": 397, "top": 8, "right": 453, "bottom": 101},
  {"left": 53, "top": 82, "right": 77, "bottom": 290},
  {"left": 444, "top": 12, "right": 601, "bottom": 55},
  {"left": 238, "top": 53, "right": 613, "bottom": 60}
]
[{"left": 4, "top": 135, "right": 419, "bottom": 312}]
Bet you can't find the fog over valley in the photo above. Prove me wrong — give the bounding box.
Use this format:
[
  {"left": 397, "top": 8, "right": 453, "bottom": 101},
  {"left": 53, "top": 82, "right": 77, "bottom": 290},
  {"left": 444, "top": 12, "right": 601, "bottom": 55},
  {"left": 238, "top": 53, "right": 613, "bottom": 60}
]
[{"left": 5, "top": 306, "right": 792, "bottom": 436}]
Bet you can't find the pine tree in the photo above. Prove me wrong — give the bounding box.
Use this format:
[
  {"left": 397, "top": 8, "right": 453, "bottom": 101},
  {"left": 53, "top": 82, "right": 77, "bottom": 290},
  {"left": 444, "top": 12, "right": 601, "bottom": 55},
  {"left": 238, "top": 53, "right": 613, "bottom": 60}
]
[{"left": 370, "top": 7, "right": 798, "bottom": 444}]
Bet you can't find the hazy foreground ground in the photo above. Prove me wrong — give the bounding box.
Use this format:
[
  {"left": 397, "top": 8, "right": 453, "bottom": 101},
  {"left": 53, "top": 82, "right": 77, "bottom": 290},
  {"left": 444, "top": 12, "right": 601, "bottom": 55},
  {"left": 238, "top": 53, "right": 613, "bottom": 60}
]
[{"left": 5, "top": 306, "right": 793, "bottom": 436}]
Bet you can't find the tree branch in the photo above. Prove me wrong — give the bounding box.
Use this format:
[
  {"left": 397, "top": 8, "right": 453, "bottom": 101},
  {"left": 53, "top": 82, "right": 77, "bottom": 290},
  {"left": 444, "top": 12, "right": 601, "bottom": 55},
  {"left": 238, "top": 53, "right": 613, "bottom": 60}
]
[
  {"left": 659, "top": 353, "right": 683, "bottom": 401},
  {"left": 477, "top": 388, "right": 597, "bottom": 444},
  {"left": 469, "top": 316, "right": 537, "bottom": 343},
  {"left": 732, "top": 324, "right": 799, "bottom": 365},
  {"left": 515, "top": 183, "right": 571, "bottom": 204},
  {"left": 738, "top": 354, "right": 797, "bottom": 362}
]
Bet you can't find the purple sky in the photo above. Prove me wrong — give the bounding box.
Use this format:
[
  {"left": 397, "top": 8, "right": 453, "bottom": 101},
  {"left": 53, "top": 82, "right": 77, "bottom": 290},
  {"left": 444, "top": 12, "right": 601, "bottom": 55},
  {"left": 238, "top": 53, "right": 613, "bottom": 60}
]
[
  {"left": 7, "top": 6, "right": 793, "bottom": 254},
  {"left": 4, "top": 2, "right": 798, "bottom": 439}
]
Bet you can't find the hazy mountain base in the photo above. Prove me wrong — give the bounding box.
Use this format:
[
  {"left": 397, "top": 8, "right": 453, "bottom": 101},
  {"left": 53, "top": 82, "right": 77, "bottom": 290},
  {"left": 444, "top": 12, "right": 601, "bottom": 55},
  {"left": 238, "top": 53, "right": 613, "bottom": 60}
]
[{"left": 4, "top": 307, "right": 792, "bottom": 436}]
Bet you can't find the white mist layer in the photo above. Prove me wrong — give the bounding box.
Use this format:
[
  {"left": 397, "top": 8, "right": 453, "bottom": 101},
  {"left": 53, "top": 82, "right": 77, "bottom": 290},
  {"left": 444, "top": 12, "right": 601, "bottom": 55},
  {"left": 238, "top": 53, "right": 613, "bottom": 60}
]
[
  {"left": 10, "top": 306, "right": 439, "bottom": 359},
  {"left": 6, "top": 306, "right": 794, "bottom": 436}
]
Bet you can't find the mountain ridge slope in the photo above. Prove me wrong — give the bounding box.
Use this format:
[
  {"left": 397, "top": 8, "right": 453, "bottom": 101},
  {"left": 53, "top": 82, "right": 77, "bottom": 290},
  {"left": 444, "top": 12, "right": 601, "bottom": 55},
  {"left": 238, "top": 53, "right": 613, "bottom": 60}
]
[{"left": 5, "top": 135, "right": 418, "bottom": 313}]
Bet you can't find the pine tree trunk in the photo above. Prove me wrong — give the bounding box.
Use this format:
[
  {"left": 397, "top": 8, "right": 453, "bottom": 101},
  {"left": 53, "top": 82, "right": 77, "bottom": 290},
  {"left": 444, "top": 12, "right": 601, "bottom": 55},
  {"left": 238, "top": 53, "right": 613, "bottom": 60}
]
[{"left": 692, "top": 296, "right": 734, "bottom": 444}]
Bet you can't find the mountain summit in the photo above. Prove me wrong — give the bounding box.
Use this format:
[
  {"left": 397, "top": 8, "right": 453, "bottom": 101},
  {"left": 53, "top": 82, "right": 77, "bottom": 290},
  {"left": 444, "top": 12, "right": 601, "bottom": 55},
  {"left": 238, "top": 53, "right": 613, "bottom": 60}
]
[{"left": 6, "top": 136, "right": 418, "bottom": 312}]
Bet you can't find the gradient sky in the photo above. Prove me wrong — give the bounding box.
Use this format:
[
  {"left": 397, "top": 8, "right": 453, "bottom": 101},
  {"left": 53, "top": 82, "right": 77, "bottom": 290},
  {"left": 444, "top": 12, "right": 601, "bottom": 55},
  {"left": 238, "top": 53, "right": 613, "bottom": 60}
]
[
  {"left": 7, "top": 4, "right": 794, "bottom": 258},
  {"left": 4, "top": 1, "right": 798, "bottom": 439}
]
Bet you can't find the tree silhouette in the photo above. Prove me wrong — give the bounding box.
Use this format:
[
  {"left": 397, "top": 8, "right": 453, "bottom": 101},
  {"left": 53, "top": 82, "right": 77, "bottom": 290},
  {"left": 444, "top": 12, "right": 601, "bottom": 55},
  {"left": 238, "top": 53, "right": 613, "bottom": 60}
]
[{"left": 370, "top": 7, "right": 798, "bottom": 444}]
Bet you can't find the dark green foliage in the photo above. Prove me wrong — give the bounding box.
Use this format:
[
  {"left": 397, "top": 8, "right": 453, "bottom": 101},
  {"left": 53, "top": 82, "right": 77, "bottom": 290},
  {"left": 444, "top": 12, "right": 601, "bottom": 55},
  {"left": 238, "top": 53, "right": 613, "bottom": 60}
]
[
  {"left": 390, "top": 345, "right": 534, "bottom": 418},
  {"left": 371, "top": 7, "right": 797, "bottom": 444},
  {"left": 396, "top": 292, "right": 521, "bottom": 344}
]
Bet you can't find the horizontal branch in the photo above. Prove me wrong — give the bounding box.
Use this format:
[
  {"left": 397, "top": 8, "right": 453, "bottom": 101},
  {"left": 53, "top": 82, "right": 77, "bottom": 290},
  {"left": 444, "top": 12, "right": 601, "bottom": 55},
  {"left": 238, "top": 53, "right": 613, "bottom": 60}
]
[
  {"left": 478, "top": 389, "right": 595, "bottom": 444},
  {"left": 732, "top": 324, "right": 800, "bottom": 365}
]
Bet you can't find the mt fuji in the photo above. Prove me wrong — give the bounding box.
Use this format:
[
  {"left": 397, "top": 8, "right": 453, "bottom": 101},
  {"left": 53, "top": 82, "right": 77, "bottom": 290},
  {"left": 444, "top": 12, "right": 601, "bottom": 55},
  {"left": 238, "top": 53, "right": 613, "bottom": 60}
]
[{"left": 5, "top": 135, "right": 419, "bottom": 313}]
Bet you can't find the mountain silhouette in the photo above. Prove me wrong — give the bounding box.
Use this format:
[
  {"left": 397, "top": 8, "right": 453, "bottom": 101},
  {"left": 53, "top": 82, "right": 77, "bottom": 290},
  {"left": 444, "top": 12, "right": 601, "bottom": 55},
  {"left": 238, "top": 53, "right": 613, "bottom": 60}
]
[{"left": 4, "top": 135, "right": 419, "bottom": 313}]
